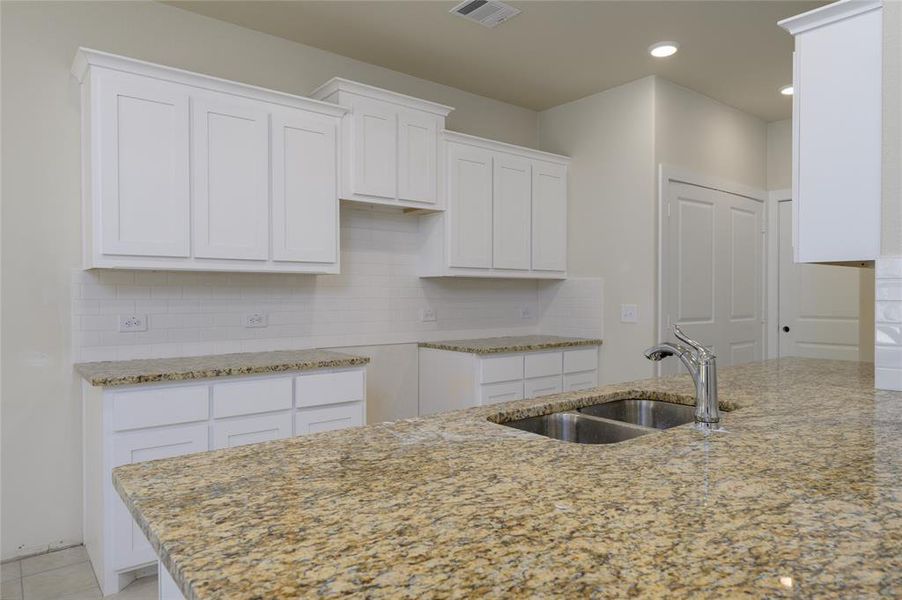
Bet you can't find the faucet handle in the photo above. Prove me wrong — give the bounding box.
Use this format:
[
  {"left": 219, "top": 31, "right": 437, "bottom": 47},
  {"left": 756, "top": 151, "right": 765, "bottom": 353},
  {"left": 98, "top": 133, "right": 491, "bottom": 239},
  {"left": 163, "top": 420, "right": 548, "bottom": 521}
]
[{"left": 673, "top": 324, "right": 714, "bottom": 359}]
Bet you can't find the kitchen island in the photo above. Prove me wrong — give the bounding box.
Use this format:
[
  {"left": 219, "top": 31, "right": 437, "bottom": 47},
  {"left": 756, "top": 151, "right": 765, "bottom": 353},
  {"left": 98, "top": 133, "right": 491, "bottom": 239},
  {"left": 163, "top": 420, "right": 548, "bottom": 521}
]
[{"left": 113, "top": 358, "right": 902, "bottom": 598}]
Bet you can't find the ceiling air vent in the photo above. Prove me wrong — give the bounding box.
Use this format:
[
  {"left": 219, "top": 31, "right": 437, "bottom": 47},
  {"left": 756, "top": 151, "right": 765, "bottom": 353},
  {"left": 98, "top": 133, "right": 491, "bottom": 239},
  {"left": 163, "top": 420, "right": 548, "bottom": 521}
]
[{"left": 450, "top": 0, "right": 520, "bottom": 28}]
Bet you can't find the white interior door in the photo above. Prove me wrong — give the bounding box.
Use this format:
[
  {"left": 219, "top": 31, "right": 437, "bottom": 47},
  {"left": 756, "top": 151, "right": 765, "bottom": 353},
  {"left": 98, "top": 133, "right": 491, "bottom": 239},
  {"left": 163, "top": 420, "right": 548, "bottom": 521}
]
[
  {"left": 778, "top": 200, "right": 859, "bottom": 359},
  {"left": 662, "top": 181, "right": 764, "bottom": 373}
]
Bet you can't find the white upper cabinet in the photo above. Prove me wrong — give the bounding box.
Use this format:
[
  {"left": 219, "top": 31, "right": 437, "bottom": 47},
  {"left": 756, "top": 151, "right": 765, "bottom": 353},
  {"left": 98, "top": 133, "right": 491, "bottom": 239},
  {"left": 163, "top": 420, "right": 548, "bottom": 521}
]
[
  {"left": 72, "top": 48, "right": 347, "bottom": 273},
  {"left": 418, "top": 131, "right": 569, "bottom": 279},
  {"left": 779, "top": 0, "right": 883, "bottom": 264},
  {"left": 311, "top": 78, "right": 452, "bottom": 210}
]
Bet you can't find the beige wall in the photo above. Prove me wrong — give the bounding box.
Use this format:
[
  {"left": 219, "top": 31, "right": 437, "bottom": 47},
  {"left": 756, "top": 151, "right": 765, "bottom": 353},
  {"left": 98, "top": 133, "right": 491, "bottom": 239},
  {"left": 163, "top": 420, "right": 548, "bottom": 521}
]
[
  {"left": 767, "top": 119, "right": 793, "bottom": 191},
  {"left": 0, "top": 0, "right": 538, "bottom": 560},
  {"left": 538, "top": 77, "right": 657, "bottom": 384}
]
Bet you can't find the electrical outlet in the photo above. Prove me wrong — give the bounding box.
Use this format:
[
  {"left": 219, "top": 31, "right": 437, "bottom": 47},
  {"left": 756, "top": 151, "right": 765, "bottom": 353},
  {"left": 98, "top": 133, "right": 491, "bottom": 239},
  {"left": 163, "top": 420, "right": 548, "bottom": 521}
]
[
  {"left": 118, "top": 314, "right": 147, "bottom": 332},
  {"left": 620, "top": 304, "right": 639, "bottom": 323},
  {"left": 244, "top": 312, "right": 268, "bottom": 328},
  {"left": 520, "top": 305, "right": 533, "bottom": 320},
  {"left": 419, "top": 308, "right": 437, "bottom": 322}
]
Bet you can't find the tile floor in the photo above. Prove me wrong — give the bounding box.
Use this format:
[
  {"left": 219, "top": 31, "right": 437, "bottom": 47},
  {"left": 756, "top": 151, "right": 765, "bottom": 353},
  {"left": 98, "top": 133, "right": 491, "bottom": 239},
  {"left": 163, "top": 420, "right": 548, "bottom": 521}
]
[{"left": 1, "top": 546, "right": 156, "bottom": 600}]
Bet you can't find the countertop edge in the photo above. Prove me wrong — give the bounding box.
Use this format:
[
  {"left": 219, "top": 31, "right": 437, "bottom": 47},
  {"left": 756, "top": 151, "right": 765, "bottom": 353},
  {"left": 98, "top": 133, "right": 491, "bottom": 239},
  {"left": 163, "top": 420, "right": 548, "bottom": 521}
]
[{"left": 418, "top": 337, "right": 603, "bottom": 355}]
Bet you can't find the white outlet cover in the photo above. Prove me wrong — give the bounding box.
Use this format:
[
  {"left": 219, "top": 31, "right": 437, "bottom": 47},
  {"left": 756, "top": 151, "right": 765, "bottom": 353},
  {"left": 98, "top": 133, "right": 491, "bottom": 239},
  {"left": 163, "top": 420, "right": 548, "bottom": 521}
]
[
  {"left": 244, "top": 312, "right": 268, "bottom": 328},
  {"left": 419, "top": 308, "right": 437, "bottom": 322},
  {"left": 118, "top": 314, "right": 148, "bottom": 332},
  {"left": 620, "top": 304, "right": 639, "bottom": 323}
]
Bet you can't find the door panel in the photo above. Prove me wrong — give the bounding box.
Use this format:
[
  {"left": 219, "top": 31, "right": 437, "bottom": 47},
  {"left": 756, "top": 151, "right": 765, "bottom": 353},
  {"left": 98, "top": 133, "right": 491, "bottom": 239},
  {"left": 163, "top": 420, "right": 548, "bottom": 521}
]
[
  {"left": 352, "top": 98, "right": 397, "bottom": 199},
  {"left": 676, "top": 197, "right": 715, "bottom": 323},
  {"left": 213, "top": 412, "right": 292, "bottom": 449},
  {"left": 271, "top": 110, "right": 338, "bottom": 263},
  {"left": 192, "top": 94, "right": 269, "bottom": 260},
  {"left": 398, "top": 111, "right": 437, "bottom": 204},
  {"left": 447, "top": 142, "right": 493, "bottom": 268},
  {"left": 98, "top": 71, "right": 190, "bottom": 257},
  {"left": 492, "top": 154, "right": 531, "bottom": 270},
  {"left": 778, "top": 200, "right": 859, "bottom": 359},
  {"left": 531, "top": 161, "right": 567, "bottom": 271}
]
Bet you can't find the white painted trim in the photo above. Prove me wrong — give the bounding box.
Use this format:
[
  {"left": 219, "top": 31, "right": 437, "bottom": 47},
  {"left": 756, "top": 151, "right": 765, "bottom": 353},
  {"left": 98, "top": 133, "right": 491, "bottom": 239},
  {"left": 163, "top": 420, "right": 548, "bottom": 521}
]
[
  {"left": 656, "top": 165, "right": 768, "bottom": 373},
  {"left": 71, "top": 48, "right": 349, "bottom": 117},
  {"left": 441, "top": 130, "right": 570, "bottom": 165},
  {"left": 767, "top": 189, "right": 792, "bottom": 359},
  {"left": 310, "top": 77, "right": 454, "bottom": 116},
  {"left": 779, "top": 0, "right": 882, "bottom": 35}
]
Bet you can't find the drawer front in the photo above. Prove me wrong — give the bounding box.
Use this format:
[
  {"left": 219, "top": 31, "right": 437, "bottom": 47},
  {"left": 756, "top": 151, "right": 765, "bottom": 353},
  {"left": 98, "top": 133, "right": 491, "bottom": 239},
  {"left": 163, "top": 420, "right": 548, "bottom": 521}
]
[
  {"left": 524, "top": 351, "right": 563, "bottom": 379},
  {"left": 564, "top": 347, "right": 599, "bottom": 374},
  {"left": 213, "top": 412, "right": 292, "bottom": 449},
  {"left": 479, "top": 355, "right": 524, "bottom": 384},
  {"left": 524, "top": 375, "right": 563, "bottom": 399},
  {"left": 112, "top": 423, "right": 209, "bottom": 569},
  {"left": 295, "top": 402, "right": 363, "bottom": 435},
  {"left": 295, "top": 369, "right": 365, "bottom": 409},
  {"left": 480, "top": 380, "right": 524, "bottom": 406},
  {"left": 212, "top": 377, "right": 292, "bottom": 418},
  {"left": 112, "top": 385, "right": 208, "bottom": 431},
  {"left": 563, "top": 371, "right": 598, "bottom": 392}
]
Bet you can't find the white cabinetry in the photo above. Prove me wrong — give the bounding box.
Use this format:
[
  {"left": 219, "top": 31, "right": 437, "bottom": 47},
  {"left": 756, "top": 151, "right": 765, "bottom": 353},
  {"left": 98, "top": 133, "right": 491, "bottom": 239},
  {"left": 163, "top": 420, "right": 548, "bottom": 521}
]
[
  {"left": 418, "top": 346, "right": 599, "bottom": 416},
  {"left": 779, "top": 1, "right": 883, "bottom": 263},
  {"left": 82, "top": 366, "right": 366, "bottom": 595},
  {"left": 419, "top": 131, "right": 569, "bottom": 279},
  {"left": 72, "top": 48, "right": 346, "bottom": 273},
  {"left": 311, "top": 78, "right": 452, "bottom": 210}
]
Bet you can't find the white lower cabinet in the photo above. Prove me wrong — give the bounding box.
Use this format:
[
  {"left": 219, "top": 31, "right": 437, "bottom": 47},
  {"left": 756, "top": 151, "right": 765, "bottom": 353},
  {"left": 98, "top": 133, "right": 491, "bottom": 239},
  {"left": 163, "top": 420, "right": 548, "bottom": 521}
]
[
  {"left": 418, "top": 345, "right": 599, "bottom": 416},
  {"left": 83, "top": 366, "right": 366, "bottom": 595}
]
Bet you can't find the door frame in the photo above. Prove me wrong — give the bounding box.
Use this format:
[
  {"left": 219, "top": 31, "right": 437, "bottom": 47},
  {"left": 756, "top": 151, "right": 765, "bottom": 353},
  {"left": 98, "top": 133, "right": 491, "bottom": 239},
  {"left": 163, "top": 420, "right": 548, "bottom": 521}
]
[
  {"left": 656, "top": 165, "right": 769, "bottom": 374},
  {"left": 766, "top": 189, "right": 792, "bottom": 359}
]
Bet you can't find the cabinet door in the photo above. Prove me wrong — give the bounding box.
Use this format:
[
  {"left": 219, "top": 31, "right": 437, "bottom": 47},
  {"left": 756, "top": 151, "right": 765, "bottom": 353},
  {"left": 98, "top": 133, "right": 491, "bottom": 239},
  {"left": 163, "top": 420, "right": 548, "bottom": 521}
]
[
  {"left": 271, "top": 109, "right": 338, "bottom": 263},
  {"left": 111, "top": 424, "right": 209, "bottom": 570},
  {"left": 213, "top": 412, "right": 292, "bottom": 449},
  {"left": 398, "top": 111, "right": 437, "bottom": 204},
  {"left": 447, "top": 142, "right": 493, "bottom": 268},
  {"left": 192, "top": 93, "right": 269, "bottom": 260},
  {"left": 492, "top": 154, "right": 531, "bottom": 270},
  {"left": 351, "top": 97, "right": 397, "bottom": 199},
  {"left": 531, "top": 161, "right": 567, "bottom": 271},
  {"left": 98, "top": 70, "right": 190, "bottom": 257},
  {"left": 295, "top": 402, "right": 364, "bottom": 435}
]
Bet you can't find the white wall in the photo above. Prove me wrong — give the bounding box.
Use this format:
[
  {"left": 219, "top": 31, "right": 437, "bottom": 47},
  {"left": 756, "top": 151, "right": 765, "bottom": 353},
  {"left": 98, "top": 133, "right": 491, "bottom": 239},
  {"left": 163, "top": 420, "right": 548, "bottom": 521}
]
[
  {"left": 538, "top": 77, "right": 657, "bottom": 384},
  {"left": 767, "top": 119, "right": 793, "bottom": 191},
  {"left": 0, "top": 0, "right": 543, "bottom": 560}
]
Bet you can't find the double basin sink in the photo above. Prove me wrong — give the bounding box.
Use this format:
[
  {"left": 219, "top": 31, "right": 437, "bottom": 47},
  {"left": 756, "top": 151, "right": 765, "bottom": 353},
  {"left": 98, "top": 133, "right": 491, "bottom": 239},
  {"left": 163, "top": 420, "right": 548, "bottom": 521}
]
[{"left": 502, "top": 398, "right": 697, "bottom": 444}]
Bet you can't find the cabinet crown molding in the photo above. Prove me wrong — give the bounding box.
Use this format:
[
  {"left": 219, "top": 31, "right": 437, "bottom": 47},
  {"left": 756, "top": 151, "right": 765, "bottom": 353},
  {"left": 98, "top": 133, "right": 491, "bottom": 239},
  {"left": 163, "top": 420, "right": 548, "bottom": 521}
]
[
  {"left": 70, "top": 48, "right": 349, "bottom": 117},
  {"left": 442, "top": 130, "right": 570, "bottom": 165},
  {"left": 778, "top": 0, "right": 882, "bottom": 35},
  {"left": 311, "top": 77, "right": 454, "bottom": 117}
]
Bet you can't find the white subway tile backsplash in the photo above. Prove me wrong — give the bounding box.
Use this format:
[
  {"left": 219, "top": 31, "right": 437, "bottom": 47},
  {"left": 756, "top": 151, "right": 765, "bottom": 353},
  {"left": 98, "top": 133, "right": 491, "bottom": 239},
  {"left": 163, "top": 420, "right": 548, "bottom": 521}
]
[{"left": 877, "top": 257, "right": 902, "bottom": 279}]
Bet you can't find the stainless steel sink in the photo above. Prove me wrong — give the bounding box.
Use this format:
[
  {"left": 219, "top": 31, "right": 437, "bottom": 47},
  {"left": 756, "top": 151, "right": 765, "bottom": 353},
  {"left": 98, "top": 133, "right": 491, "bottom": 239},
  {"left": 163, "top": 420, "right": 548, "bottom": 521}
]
[
  {"left": 578, "top": 399, "right": 695, "bottom": 430},
  {"left": 502, "top": 412, "right": 653, "bottom": 444}
]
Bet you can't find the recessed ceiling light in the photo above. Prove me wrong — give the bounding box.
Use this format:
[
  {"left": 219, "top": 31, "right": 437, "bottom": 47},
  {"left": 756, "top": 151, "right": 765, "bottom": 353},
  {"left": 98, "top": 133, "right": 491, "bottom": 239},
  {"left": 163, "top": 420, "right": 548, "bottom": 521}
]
[
  {"left": 649, "top": 41, "right": 679, "bottom": 58},
  {"left": 780, "top": 85, "right": 794, "bottom": 96}
]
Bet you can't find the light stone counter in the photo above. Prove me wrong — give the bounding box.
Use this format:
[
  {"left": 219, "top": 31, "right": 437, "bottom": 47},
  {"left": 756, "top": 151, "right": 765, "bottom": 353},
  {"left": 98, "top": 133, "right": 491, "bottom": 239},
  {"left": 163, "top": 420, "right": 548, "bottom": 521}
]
[{"left": 418, "top": 334, "right": 602, "bottom": 354}]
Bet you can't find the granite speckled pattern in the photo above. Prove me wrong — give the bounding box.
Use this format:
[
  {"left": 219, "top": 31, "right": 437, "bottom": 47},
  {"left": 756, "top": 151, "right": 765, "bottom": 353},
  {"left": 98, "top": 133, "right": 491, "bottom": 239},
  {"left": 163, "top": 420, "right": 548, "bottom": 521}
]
[
  {"left": 418, "top": 335, "right": 603, "bottom": 354},
  {"left": 74, "top": 349, "right": 370, "bottom": 387},
  {"left": 113, "top": 358, "right": 902, "bottom": 599}
]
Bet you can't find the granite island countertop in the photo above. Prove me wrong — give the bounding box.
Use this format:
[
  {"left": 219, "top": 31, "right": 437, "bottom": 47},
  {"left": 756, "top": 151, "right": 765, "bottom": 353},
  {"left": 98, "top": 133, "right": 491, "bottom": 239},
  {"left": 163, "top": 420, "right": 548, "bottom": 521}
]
[
  {"left": 418, "top": 334, "right": 603, "bottom": 354},
  {"left": 113, "top": 358, "right": 902, "bottom": 598},
  {"left": 75, "top": 348, "right": 370, "bottom": 387}
]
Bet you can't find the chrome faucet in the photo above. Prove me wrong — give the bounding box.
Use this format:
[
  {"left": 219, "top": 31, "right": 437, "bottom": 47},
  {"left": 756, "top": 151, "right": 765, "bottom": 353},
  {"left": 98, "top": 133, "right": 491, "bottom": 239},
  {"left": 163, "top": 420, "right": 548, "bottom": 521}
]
[{"left": 644, "top": 325, "right": 720, "bottom": 426}]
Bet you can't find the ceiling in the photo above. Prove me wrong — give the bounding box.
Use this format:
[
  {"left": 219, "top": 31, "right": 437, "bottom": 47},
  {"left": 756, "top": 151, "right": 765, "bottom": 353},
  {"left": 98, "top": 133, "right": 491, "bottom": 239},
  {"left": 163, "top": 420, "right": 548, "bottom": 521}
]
[{"left": 167, "top": 0, "right": 827, "bottom": 122}]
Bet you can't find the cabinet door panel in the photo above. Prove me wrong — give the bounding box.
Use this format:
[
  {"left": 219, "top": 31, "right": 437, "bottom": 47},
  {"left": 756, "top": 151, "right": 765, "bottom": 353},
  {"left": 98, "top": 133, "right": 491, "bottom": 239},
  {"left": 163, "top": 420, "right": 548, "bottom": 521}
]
[
  {"left": 532, "top": 161, "right": 567, "bottom": 271},
  {"left": 98, "top": 71, "right": 190, "bottom": 257},
  {"left": 352, "top": 98, "right": 397, "bottom": 199},
  {"left": 295, "top": 402, "right": 364, "bottom": 435},
  {"left": 448, "top": 143, "right": 493, "bottom": 268},
  {"left": 493, "top": 154, "right": 531, "bottom": 270},
  {"left": 213, "top": 412, "right": 292, "bottom": 449},
  {"left": 272, "top": 110, "right": 338, "bottom": 263},
  {"left": 398, "top": 111, "right": 437, "bottom": 204},
  {"left": 192, "top": 94, "right": 269, "bottom": 260}
]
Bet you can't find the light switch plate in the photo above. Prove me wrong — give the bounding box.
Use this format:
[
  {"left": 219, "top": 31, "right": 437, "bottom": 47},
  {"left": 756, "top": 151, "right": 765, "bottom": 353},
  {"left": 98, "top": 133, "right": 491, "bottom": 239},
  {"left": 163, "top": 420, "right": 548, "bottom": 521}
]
[{"left": 620, "top": 304, "right": 639, "bottom": 323}]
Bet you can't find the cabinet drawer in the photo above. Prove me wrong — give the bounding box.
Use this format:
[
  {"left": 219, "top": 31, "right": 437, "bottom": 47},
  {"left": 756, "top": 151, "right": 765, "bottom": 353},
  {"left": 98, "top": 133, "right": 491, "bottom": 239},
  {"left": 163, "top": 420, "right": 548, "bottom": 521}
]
[
  {"left": 112, "top": 385, "right": 208, "bottom": 432},
  {"left": 524, "top": 351, "right": 562, "bottom": 378},
  {"left": 213, "top": 412, "right": 292, "bottom": 449},
  {"left": 524, "top": 375, "right": 563, "bottom": 399},
  {"left": 564, "top": 347, "right": 598, "bottom": 373},
  {"left": 480, "top": 380, "right": 524, "bottom": 406},
  {"left": 479, "top": 355, "right": 524, "bottom": 384},
  {"left": 212, "top": 377, "right": 292, "bottom": 418},
  {"left": 295, "top": 402, "right": 363, "bottom": 435},
  {"left": 563, "top": 371, "right": 598, "bottom": 392},
  {"left": 295, "top": 369, "right": 365, "bottom": 408}
]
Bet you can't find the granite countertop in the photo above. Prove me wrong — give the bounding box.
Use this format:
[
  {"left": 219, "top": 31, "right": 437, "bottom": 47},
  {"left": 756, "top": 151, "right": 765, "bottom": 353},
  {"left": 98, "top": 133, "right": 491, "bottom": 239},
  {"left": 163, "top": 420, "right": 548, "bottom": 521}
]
[
  {"left": 113, "top": 358, "right": 902, "bottom": 598},
  {"left": 418, "top": 334, "right": 603, "bottom": 354},
  {"left": 75, "top": 349, "right": 370, "bottom": 387}
]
